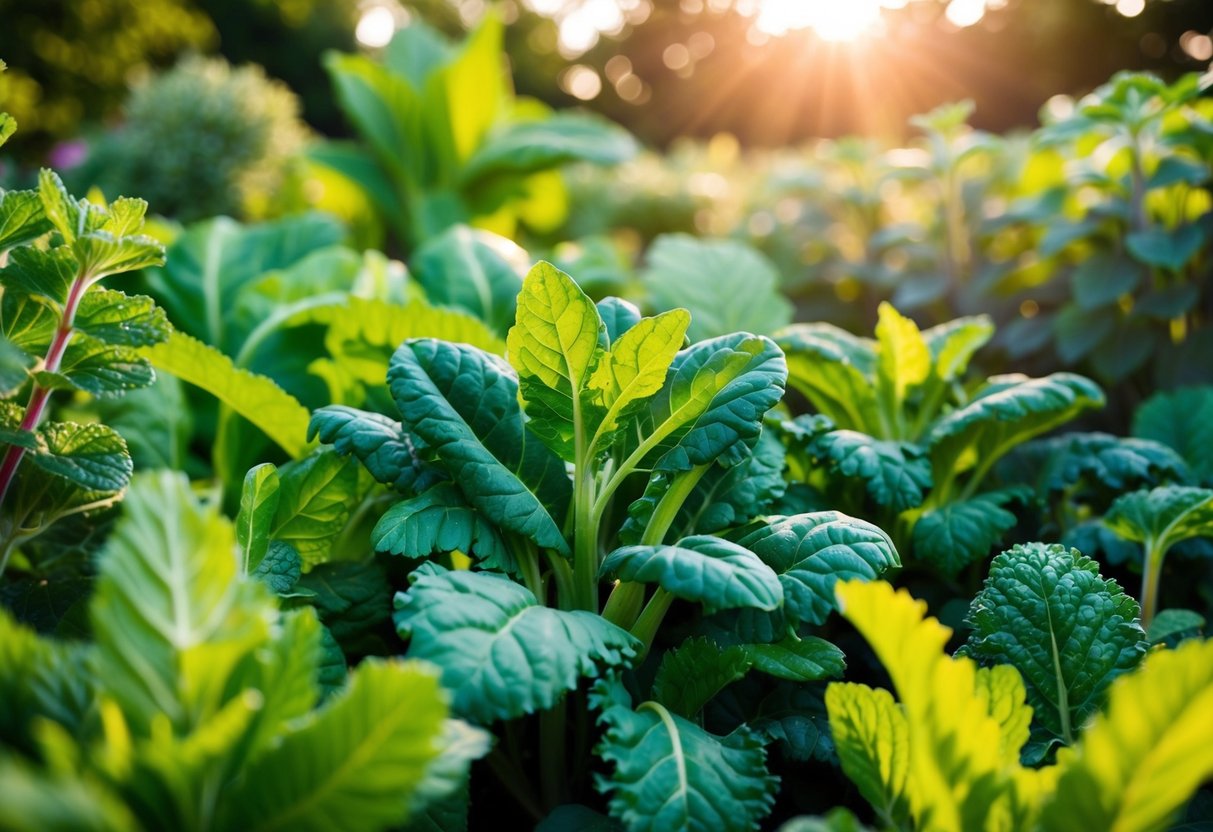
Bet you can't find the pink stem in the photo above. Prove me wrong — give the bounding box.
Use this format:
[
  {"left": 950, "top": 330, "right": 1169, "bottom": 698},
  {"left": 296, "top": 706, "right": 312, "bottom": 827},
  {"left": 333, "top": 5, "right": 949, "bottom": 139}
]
[{"left": 0, "top": 276, "right": 88, "bottom": 509}]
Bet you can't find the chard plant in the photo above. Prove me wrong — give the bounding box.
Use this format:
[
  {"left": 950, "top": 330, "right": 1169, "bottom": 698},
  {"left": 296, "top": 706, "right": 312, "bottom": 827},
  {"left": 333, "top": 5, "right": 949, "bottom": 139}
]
[
  {"left": 0, "top": 161, "right": 169, "bottom": 576},
  {"left": 312, "top": 262, "right": 900, "bottom": 828},
  {"left": 317, "top": 15, "right": 636, "bottom": 250},
  {"left": 776, "top": 302, "right": 1103, "bottom": 576},
  {"left": 811, "top": 576, "right": 1212, "bottom": 832}
]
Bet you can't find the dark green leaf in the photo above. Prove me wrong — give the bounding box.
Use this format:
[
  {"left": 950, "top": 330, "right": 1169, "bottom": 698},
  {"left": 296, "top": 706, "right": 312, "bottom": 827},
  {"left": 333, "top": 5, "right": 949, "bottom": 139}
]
[
  {"left": 1133, "top": 386, "right": 1213, "bottom": 484},
  {"left": 652, "top": 637, "right": 751, "bottom": 718},
  {"left": 372, "top": 483, "right": 513, "bottom": 573},
  {"left": 912, "top": 489, "right": 1026, "bottom": 576},
  {"left": 814, "top": 431, "right": 932, "bottom": 512},
  {"left": 309, "top": 405, "right": 444, "bottom": 494}
]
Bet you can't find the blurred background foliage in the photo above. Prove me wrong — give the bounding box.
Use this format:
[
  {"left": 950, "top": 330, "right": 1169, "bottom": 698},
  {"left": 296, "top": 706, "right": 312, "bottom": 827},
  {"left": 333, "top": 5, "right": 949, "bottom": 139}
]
[{"left": 1, "top": 0, "right": 1212, "bottom": 160}]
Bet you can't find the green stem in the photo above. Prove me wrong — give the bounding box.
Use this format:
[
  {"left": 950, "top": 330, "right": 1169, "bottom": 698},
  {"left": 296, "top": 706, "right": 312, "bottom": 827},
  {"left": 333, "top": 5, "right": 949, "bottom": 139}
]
[
  {"left": 517, "top": 542, "right": 545, "bottom": 603},
  {"left": 572, "top": 468, "right": 598, "bottom": 611},
  {"left": 539, "top": 699, "right": 568, "bottom": 811},
  {"left": 643, "top": 465, "right": 709, "bottom": 546},
  {"left": 546, "top": 550, "right": 576, "bottom": 611},
  {"left": 630, "top": 588, "right": 675, "bottom": 657},
  {"left": 1140, "top": 541, "right": 1165, "bottom": 632},
  {"left": 601, "top": 581, "right": 646, "bottom": 628}
]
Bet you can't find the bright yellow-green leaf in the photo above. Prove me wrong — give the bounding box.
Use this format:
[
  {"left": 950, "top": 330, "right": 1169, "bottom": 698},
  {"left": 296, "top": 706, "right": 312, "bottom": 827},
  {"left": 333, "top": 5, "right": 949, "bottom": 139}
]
[
  {"left": 589, "top": 308, "right": 690, "bottom": 439},
  {"left": 825, "top": 682, "right": 910, "bottom": 828},
  {"left": 974, "top": 665, "right": 1034, "bottom": 767},
  {"left": 444, "top": 15, "right": 505, "bottom": 163},
  {"left": 833, "top": 579, "right": 1030, "bottom": 832},
  {"left": 875, "top": 302, "right": 930, "bottom": 401},
  {"left": 1039, "top": 638, "right": 1213, "bottom": 832}
]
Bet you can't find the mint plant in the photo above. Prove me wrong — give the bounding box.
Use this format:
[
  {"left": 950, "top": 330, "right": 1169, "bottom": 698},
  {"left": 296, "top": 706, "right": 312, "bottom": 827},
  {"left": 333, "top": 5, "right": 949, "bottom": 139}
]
[
  {"left": 313, "top": 262, "right": 900, "bottom": 827},
  {"left": 0, "top": 167, "right": 168, "bottom": 576}
]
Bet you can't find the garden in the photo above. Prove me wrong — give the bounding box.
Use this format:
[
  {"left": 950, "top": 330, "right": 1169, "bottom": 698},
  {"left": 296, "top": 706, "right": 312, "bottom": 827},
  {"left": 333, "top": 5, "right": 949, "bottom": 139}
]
[{"left": 1, "top": 0, "right": 1212, "bottom": 830}]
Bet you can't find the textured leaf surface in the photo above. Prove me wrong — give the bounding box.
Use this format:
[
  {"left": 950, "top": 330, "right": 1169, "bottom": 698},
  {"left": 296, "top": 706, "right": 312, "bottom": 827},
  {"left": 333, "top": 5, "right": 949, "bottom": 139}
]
[
  {"left": 744, "top": 636, "right": 846, "bottom": 683},
  {"left": 271, "top": 450, "right": 363, "bottom": 568},
  {"left": 600, "top": 535, "right": 783, "bottom": 613},
  {"left": 372, "top": 483, "right": 512, "bottom": 573},
  {"left": 588, "top": 308, "right": 689, "bottom": 442},
  {"left": 237, "top": 463, "right": 280, "bottom": 573},
  {"left": 960, "top": 543, "right": 1147, "bottom": 746},
  {"left": 593, "top": 678, "right": 778, "bottom": 832},
  {"left": 826, "top": 683, "right": 910, "bottom": 827},
  {"left": 1039, "top": 638, "right": 1213, "bottom": 832},
  {"left": 912, "top": 490, "right": 1026, "bottom": 576},
  {"left": 26, "top": 420, "right": 131, "bottom": 495},
  {"left": 394, "top": 566, "right": 638, "bottom": 723},
  {"left": 309, "top": 405, "right": 443, "bottom": 494},
  {"left": 1105, "top": 486, "right": 1213, "bottom": 555},
  {"left": 653, "top": 637, "right": 751, "bottom": 718},
  {"left": 410, "top": 225, "right": 527, "bottom": 336},
  {"left": 815, "top": 431, "right": 931, "bottom": 512},
  {"left": 776, "top": 323, "right": 879, "bottom": 433},
  {"left": 737, "top": 513, "right": 899, "bottom": 627},
  {"left": 389, "top": 338, "right": 570, "bottom": 551}
]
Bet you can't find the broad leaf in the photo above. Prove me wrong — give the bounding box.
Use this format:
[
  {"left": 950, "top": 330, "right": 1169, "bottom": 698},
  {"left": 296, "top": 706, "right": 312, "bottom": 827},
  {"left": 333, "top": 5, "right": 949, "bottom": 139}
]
[
  {"left": 912, "top": 489, "right": 1027, "bottom": 576},
  {"left": 73, "top": 289, "right": 170, "bottom": 348},
  {"left": 309, "top": 405, "right": 444, "bottom": 494},
  {"left": 389, "top": 338, "right": 570, "bottom": 552},
  {"left": 597, "top": 297, "right": 642, "bottom": 343},
  {"left": 776, "top": 324, "right": 878, "bottom": 433},
  {"left": 600, "top": 535, "right": 783, "bottom": 614},
  {"left": 1038, "top": 638, "right": 1213, "bottom": 832},
  {"left": 372, "top": 482, "right": 513, "bottom": 573},
  {"left": 744, "top": 636, "right": 846, "bottom": 683},
  {"left": 737, "top": 513, "right": 900, "bottom": 627},
  {"left": 814, "top": 431, "right": 932, "bottom": 512},
  {"left": 0, "top": 189, "right": 51, "bottom": 252},
  {"left": 826, "top": 683, "right": 910, "bottom": 828},
  {"left": 959, "top": 543, "right": 1147, "bottom": 746},
  {"left": 25, "top": 420, "right": 131, "bottom": 495},
  {"left": 642, "top": 234, "right": 793, "bottom": 342},
  {"left": 1104, "top": 485, "right": 1213, "bottom": 556},
  {"left": 271, "top": 449, "right": 363, "bottom": 568},
  {"left": 226, "top": 659, "right": 452, "bottom": 832},
  {"left": 236, "top": 463, "right": 281, "bottom": 573},
  {"left": 1133, "top": 386, "right": 1213, "bottom": 484},
  {"left": 507, "top": 261, "right": 605, "bottom": 460},
  {"left": 410, "top": 224, "right": 528, "bottom": 337},
  {"left": 592, "top": 677, "right": 778, "bottom": 832},
  {"left": 875, "top": 302, "right": 930, "bottom": 406},
  {"left": 394, "top": 565, "right": 638, "bottom": 723},
  {"left": 462, "top": 113, "right": 637, "bottom": 185},
  {"left": 653, "top": 637, "right": 751, "bottom": 719}
]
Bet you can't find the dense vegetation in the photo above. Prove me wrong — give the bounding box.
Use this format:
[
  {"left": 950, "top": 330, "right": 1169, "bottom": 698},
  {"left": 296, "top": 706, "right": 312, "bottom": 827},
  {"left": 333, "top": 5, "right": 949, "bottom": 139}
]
[{"left": 1, "top": 16, "right": 1212, "bottom": 832}]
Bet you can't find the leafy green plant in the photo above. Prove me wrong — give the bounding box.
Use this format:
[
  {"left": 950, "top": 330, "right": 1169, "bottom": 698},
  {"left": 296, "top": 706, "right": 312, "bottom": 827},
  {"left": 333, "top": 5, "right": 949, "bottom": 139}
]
[
  {"left": 1132, "top": 384, "right": 1213, "bottom": 485},
  {"left": 316, "top": 15, "right": 637, "bottom": 250},
  {"left": 0, "top": 471, "right": 487, "bottom": 831},
  {"left": 819, "top": 577, "right": 1213, "bottom": 832},
  {"left": 776, "top": 302, "right": 1102, "bottom": 574},
  {"left": 958, "top": 542, "right": 1146, "bottom": 757},
  {"left": 313, "top": 261, "right": 900, "bottom": 827},
  {"left": 83, "top": 55, "right": 311, "bottom": 222},
  {"left": 0, "top": 167, "right": 168, "bottom": 576},
  {"left": 1104, "top": 485, "right": 1213, "bottom": 629}
]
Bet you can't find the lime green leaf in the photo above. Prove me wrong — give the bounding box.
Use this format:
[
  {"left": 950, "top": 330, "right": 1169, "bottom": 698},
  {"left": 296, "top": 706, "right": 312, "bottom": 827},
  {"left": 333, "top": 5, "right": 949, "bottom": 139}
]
[
  {"left": 875, "top": 302, "right": 930, "bottom": 403},
  {"left": 652, "top": 637, "right": 751, "bottom": 718},
  {"left": 507, "top": 261, "right": 606, "bottom": 460},
  {"left": 38, "top": 169, "right": 88, "bottom": 245},
  {"left": 642, "top": 234, "right": 793, "bottom": 342},
  {"left": 737, "top": 513, "right": 899, "bottom": 627},
  {"left": 227, "top": 659, "right": 451, "bottom": 832},
  {"left": 411, "top": 224, "right": 527, "bottom": 337},
  {"left": 72, "top": 232, "right": 164, "bottom": 280},
  {"left": 959, "top": 543, "right": 1147, "bottom": 747},
  {"left": 0, "top": 189, "right": 51, "bottom": 252},
  {"left": 922, "top": 315, "right": 994, "bottom": 381},
  {"left": 141, "top": 330, "right": 312, "bottom": 458},
  {"left": 814, "top": 431, "right": 932, "bottom": 512},
  {"left": 308, "top": 405, "right": 444, "bottom": 494},
  {"left": 271, "top": 449, "right": 362, "bottom": 568},
  {"left": 1039, "top": 638, "right": 1213, "bottom": 832},
  {"left": 744, "top": 636, "right": 845, "bottom": 682},
  {"left": 912, "top": 489, "right": 1026, "bottom": 576},
  {"left": 825, "top": 682, "right": 910, "bottom": 828},
  {"left": 372, "top": 482, "right": 513, "bottom": 573},
  {"left": 394, "top": 565, "right": 638, "bottom": 723},
  {"left": 73, "top": 289, "right": 170, "bottom": 348},
  {"left": 589, "top": 308, "right": 690, "bottom": 442},
  {"left": 0, "top": 756, "right": 135, "bottom": 832},
  {"left": 1132, "top": 386, "right": 1213, "bottom": 484},
  {"left": 600, "top": 535, "right": 783, "bottom": 614},
  {"left": 236, "top": 463, "right": 281, "bottom": 573},
  {"left": 389, "top": 339, "right": 570, "bottom": 552},
  {"left": 974, "top": 664, "right": 1035, "bottom": 766},
  {"left": 90, "top": 471, "right": 274, "bottom": 733},
  {"left": 592, "top": 677, "right": 778, "bottom": 832}
]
